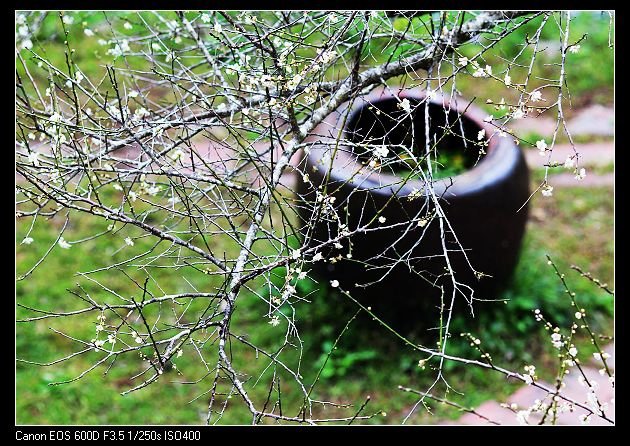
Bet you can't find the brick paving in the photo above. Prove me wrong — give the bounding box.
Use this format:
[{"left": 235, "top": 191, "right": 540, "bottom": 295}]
[
  {"left": 449, "top": 343, "right": 615, "bottom": 426},
  {"left": 510, "top": 104, "right": 614, "bottom": 138}
]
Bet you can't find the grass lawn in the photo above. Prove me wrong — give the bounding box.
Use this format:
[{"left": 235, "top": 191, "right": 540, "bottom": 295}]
[{"left": 16, "top": 181, "right": 613, "bottom": 424}]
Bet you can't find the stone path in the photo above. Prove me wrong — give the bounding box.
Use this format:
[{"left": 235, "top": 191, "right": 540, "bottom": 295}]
[
  {"left": 451, "top": 343, "right": 614, "bottom": 426},
  {"left": 514, "top": 103, "right": 614, "bottom": 188},
  {"left": 524, "top": 141, "right": 614, "bottom": 188},
  {"left": 511, "top": 104, "right": 614, "bottom": 138}
]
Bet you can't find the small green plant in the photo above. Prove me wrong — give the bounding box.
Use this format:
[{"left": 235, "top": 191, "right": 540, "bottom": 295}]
[{"left": 315, "top": 341, "right": 378, "bottom": 379}]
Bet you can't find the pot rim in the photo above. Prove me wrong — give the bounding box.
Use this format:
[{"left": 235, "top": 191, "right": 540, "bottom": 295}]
[{"left": 304, "top": 86, "right": 521, "bottom": 199}]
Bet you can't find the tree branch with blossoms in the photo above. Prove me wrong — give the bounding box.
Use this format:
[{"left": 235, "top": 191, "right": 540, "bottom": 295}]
[{"left": 16, "top": 10, "right": 612, "bottom": 425}]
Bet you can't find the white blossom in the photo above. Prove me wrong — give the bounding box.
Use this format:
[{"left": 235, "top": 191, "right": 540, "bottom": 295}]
[
  {"left": 472, "top": 66, "right": 488, "bottom": 77},
  {"left": 134, "top": 107, "right": 150, "bottom": 119},
  {"left": 291, "top": 249, "right": 301, "bottom": 260},
  {"left": 260, "top": 74, "right": 274, "bottom": 88},
  {"left": 512, "top": 108, "right": 525, "bottom": 119},
  {"left": 169, "top": 148, "right": 184, "bottom": 161},
  {"left": 530, "top": 90, "right": 543, "bottom": 102},
  {"left": 319, "top": 50, "right": 337, "bottom": 64},
  {"left": 399, "top": 98, "right": 411, "bottom": 114},
  {"left": 58, "top": 237, "right": 71, "bottom": 249},
  {"left": 374, "top": 145, "right": 389, "bottom": 158},
  {"left": 287, "top": 74, "right": 302, "bottom": 90},
  {"left": 564, "top": 156, "right": 576, "bottom": 169},
  {"left": 269, "top": 315, "right": 280, "bottom": 326},
  {"left": 124, "top": 237, "right": 134, "bottom": 246},
  {"left": 131, "top": 331, "right": 143, "bottom": 343},
  {"left": 107, "top": 39, "right": 130, "bottom": 57},
  {"left": 575, "top": 168, "right": 586, "bottom": 181},
  {"left": 477, "top": 129, "right": 486, "bottom": 141},
  {"left": 568, "top": 347, "right": 578, "bottom": 357},
  {"left": 146, "top": 184, "right": 161, "bottom": 196},
  {"left": 214, "top": 22, "right": 222, "bottom": 34},
  {"left": 408, "top": 188, "right": 423, "bottom": 200},
  {"left": 516, "top": 410, "right": 530, "bottom": 424},
  {"left": 536, "top": 139, "right": 548, "bottom": 155},
  {"left": 458, "top": 56, "right": 468, "bottom": 66},
  {"left": 569, "top": 44, "right": 581, "bottom": 54},
  {"left": 330, "top": 279, "right": 339, "bottom": 288},
  {"left": 200, "top": 13, "right": 211, "bottom": 23},
  {"left": 504, "top": 73, "right": 511, "bottom": 86},
  {"left": 312, "top": 252, "right": 323, "bottom": 262},
  {"left": 551, "top": 332, "right": 563, "bottom": 348},
  {"left": 378, "top": 216, "right": 386, "bottom": 224},
  {"left": 84, "top": 28, "right": 94, "bottom": 36},
  {"left": 62, "top": 15, "right": 74, "bottom": 25},
  {"left": 21, "top": 237, "right": 34, "bottom": 245},
  {"left": 27, "top": 151, "right": 40, "bottom": 166},
  {"left": 123, "top": 22, "right": 133, "bottom": 30}
]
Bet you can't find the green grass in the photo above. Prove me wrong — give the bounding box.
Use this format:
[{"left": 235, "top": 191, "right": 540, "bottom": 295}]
[
  {"left": 451, "top": 12, "right": 613, "bottom": 111},
  {"left": 16, "top": 181, "right": 613, "bottom": 424}
]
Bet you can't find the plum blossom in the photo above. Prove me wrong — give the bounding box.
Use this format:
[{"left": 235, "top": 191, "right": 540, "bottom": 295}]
[
  {"left": 399, "top": 98, "right": 411, "bottom": 114},
  {"left": 374, "top": 145, "right": 389, "bottom": 158},
  {"left": 575, "top": 168, "right": 586, "bottom": 180},
  {"left": 530, "top": 90, "right": 543, "bottom": 102}
]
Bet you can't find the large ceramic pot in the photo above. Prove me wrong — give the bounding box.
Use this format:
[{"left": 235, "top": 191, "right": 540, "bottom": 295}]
[{"left": 298, "top": 87, "right": 529, "bottom": 319}]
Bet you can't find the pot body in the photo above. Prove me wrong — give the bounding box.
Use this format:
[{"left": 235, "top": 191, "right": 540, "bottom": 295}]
[{"left": 298, "top": 88, "right": 529, "bottom": 317}]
